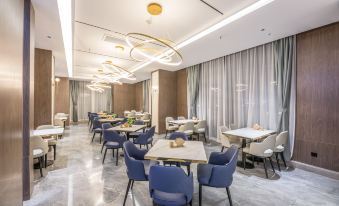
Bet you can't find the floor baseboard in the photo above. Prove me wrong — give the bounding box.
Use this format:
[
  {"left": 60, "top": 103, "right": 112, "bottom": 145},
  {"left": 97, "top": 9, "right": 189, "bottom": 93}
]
[{"left": 291, "top": 161, "right": 339, "bottom": 180}]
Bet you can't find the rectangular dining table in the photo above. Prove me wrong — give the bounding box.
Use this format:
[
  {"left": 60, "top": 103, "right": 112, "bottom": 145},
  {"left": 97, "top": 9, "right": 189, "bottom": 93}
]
[
  {"left": 168, "top": 119, "right": 200, "bottom": 125},
  {"left": 109, "top": 124, "right": 146, "bottom": 140},
  {"left": 99, "top": 118, "right": 124, "bottom": 123},
  {"left": 33, "top": 127, "right": 64, "bottom": 136},
  {"left": 145, "top": 139, "right": 208, "bottom": 173},
  {"left": 222, "top": 128, "right": 275, "bottom": 168}
]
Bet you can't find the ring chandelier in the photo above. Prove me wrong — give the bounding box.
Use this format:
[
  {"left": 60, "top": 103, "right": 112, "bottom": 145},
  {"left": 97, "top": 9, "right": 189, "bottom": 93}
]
[
  {"left": 125, "top": 33, "right": 183, "bottom": 66},
  {"left": 101, "top": 61, "right": 136, "bottom": 81},
  {"left": 86, "top": 80, "right": 112, "bottom": 93}
]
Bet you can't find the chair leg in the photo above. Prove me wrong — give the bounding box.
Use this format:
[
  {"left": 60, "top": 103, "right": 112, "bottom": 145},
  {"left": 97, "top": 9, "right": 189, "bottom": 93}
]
[
  {"left": 226, "top": 187, "right": 233, "bottom": 206},
  {"left": 165, "top": 130, "right": 168, "bottom": 138},
  {"left": 53, "top": 145, "right": 56, "bottom": 160},
  {"left": 275, "top": 153, "right": 281, "bottom": 171},
  {"left": 131, "top": 180, "right": 134, "bottom": 189},
  {"left": 242, "top": 152, "right": 246, "bottom": 170},
  {"left": 44, "top": 154, "right": 48, "bottom": 168},
  {"left": 102, "top": 148, "right": 107, "bottom": 164},
  {"left": 99, "top": 133, "right": 102, "bottom": 144},
  {"left": 187, "top": 165, "right": 191, "bottom": 174},
  {"left": 92, "top": 132, "right": 96, "bottom": 142},
  {"left": 204, "top": 133, "right": 207, "bottom": 143},
  {"left": 199, "top": 184, "right": 202, "bottom": 206},
  {"left": 280, "top": 152, "right": 287, "bottom": 168},
  {"left": 263, "top": 158, "right": 268, "bottom": 178},
  {"left": 269, "top": 157, "right": 275, "bottom": 173},
  {"left": 146, "top": 144, "right": 149, "bottom": 150},
  {"left": 123, "top": 179, "right": 132, "bottom": 206},
  {"left": 101, "top": 141, "right": 106, "bottom": 153},
  {"left": 116, "top": 148, "right": 119, "bottom": 166},
  {"left": 221, "top": 146, "right": 224, "bottom": 152},
  {"left": 38, "top": 157, "right": 43, "bottom": 177}
]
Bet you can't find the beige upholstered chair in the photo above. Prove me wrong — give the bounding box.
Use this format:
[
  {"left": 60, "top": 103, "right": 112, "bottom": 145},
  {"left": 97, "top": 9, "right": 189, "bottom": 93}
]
[
  {"left": 177, "top": 116, "right": 186, "bottom": 120},
  {"left": 36, "top": 125, "right": 58, "bottom": 161},
  {"left": 127, "top": 111, "right": 136, "bottom": 118},
  {"left": 165, "top": 117, "right": 178, "bottom": 138},
  {"left": 217, "top": 126, "right": 241, "bottom": 151},
  {"left": 178, "top": 122, "right": 194, "bottom": 138},
  {"left": 274, "top": 131, "right": 288, "bottom": 171},
  {"left": 193, "top": 120, "right": 207, "bottom": 142},
  {"left": 242, "top": 134, "right": 277, "bottom": 178},
  {"left": 142, "top": 113, "right": 151, "bottom": 127},
  {"left": 31, "top": 135, "right": 49, "bottom": 177}
]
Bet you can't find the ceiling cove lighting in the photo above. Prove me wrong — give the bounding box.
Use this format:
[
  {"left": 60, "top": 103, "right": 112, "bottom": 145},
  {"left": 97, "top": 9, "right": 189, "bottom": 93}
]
[
  {"left": 130, "top": 0, "right": 275, "bottom": 73},
  {"left": 57, "top": 0, "right": 73, "bottom": 77}
]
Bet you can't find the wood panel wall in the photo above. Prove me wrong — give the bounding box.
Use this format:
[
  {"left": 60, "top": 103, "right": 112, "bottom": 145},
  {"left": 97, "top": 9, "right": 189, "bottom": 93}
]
[
  {"left": 135, "top": 82, "right": 143, "bottom": 111},
  {"left": 0, "top": 0, "right": 24, "bottom": 204},
  {"left": 176, "top": 69, "right": 187, "bottom": 118},
  {"left": 22, "top": 0, "right": 35, "bottom": 200},
  {"left": 112, "top": 83, "right": 136, "bottom": 116},
  {"left": 158, "top": 70, "right": 177, "bottom": 133},
  {"left": 55, "top": 77, "right": 70, "bottom": 125},
  {"left": 34, "top": 48, "right": 52, "bottom": 128},
  {"left": 294, "top": 22, "right": 339, "bottom": 172}
]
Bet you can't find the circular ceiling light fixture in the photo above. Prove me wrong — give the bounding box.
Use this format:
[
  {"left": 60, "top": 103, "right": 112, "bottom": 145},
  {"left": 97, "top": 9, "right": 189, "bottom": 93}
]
[
  {"left": 101, "top": 61, "right": 136, "bottom": 80},
  {"left": 125, "top": 33, "right": 182, "bottom": 66},
  {"left": 87, "top": 81, "right": 112, "bottom": 93},
  {"left": 147, "top": 3, "right": 162, "bottom": 16}
]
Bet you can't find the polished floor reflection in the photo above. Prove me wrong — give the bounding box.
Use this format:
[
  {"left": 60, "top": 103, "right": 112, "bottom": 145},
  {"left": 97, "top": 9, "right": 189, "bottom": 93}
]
[{"left": 24, "top": 124, "right": 339, "bottom": 206}]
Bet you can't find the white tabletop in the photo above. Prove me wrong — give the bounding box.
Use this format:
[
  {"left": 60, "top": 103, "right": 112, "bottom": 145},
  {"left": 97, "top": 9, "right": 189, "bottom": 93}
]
[
  {"left": 145, "top": 139, "right": 208, "bottom": 163},
  {"left": 223, "top": 128, "right": 275, "bottom": 140},
  {"left": 109, "top": 124, "right": 146, "bottom": 133},
  {"left": 33, "top": 128, "right": 64, "bottom": 136},
  {"left": 169, "top": 119, "right": 200, "bottom": 125}
]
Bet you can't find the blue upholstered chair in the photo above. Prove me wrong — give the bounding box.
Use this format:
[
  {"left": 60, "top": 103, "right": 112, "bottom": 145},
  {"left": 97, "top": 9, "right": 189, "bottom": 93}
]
[
  {"left": 100, "top": 123, "right": 113, "bottom": 153},
  {"left": 89, "top": 113, "right": 98, "bottom": 131},
  {"left": 102, "top": 128, "right": 126, "bottom": 165},
  {"left": 164, "top": 132, "right": 191, "bottom": 174},
  {"left": 123, "top": 141, "right": 159, "bottom": 206},
  {"left": 149, "top": 165, "right": 193, "bottom": 206},
  {"left": 129, "top": 120, "right": 146, "bottom": 139},
  {"left": 134, "top": 126, "right": 155, "bottom": 150},
  {"left": 91, "top": 117, "right": 102, "bottom": 143},
  {"left": 197, "top": 145, "right": 238, "bottom": 206}
]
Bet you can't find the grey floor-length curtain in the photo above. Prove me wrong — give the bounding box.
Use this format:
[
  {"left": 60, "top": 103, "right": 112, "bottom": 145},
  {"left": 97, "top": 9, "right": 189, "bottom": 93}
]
[
  {"left": 274, "top": 36, "right": 296, "bottom": 158},
  {"left": 187, "top": 65, "right": 200, "bottom": 118},
  {"left": 143, "top": 79, "right": 150, "bottom": 112},
  {"left": 70, "top": 80, "right": 79, "bottom": 122}
]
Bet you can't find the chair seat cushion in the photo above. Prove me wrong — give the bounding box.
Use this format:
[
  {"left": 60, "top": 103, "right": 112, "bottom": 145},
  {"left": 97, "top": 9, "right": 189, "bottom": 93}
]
[
  {"left": 129, "top": 132, "right": 142, "bottom": 137},
  {"left": 184, "top": 130, "right": 193, "bottom": 135},
  {"left": 195, "top": 128, "right": 205, "bottom": 133},
  {"left": 33, "top": 149, "right": 44, "bottom": 158},
  {"left": 274, "top": 145, "right": 284, "bottom": 152},
  {"left": 168, "top": 125, "right": 179, "bottom": 130},
  {"left": 48, "top": 139, "right": 57, "bottom": 146},
  {"left": 243, "top": 147, "right": 273, "bottom": 157},
  {"left": 94, "top": 128, "right": 102, "bottom": 132},
  {"left": 143, "top": 119, "right": 150, "bottom": 122},
  {"left": 105, "top": 141, "right": 119, "bottom": 149},
  {"left": 152, "top": 190, "right": 187, "bottom": 206}
]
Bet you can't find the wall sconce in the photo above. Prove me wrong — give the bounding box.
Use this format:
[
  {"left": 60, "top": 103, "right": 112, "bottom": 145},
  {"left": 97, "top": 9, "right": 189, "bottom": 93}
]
[
  {"left": 152, "top": 86, "right": 158, "bottom": 93},
  {"left": 55, "top": 77, "right": 60, "bottom": 86}
]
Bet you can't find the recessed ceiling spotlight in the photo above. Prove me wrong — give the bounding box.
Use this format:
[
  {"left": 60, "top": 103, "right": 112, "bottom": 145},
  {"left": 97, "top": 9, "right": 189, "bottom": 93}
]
[
  {"left": 115, "top": 45, "right": 125, "bottom": 52},
  {"left": 98, "top": 68, "right": 103, "bottom": 73},
  {"left": 47, "top": 35, "right": 52, "bottom": 39},
  {"left": 268, "top": 33, "right": 271, "bottom": 36},
  {"left": 147, "top": 3, "right": 162, "bottom": 16},
  {"left": 260, "top": 28, "right": 265, "bottom": 31}
]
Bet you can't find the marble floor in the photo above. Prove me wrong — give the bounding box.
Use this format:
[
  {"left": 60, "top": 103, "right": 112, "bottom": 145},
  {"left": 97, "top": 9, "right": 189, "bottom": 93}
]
[{"left": 24, "top": 124, "right": 339, "bottom": 206}]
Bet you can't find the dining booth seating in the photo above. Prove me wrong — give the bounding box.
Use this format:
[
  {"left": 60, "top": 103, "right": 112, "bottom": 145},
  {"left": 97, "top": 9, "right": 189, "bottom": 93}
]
[
  {"left": 149, "top": 165, "right": 193, "bottom": 206},
  {"left": 197, "top": 145, "right": 239, "bottom": 206},
  {"left": 123, "top": 141, "right": 159, "bottom": 206}
]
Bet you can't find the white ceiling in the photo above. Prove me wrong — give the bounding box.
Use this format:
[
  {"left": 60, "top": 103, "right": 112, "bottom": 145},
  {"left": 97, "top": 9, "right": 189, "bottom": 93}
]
[{"left": 33, "top": 0, "right": 339, "bottom": 82}]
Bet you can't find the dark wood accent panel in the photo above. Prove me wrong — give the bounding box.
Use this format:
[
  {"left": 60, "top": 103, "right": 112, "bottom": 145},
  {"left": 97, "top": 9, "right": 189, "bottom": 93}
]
[
  {"left": 22, "top": 0, "right": 34, "bottom": 200},
  {"left": 135, "top": 82, "right": 143, "bottom": 111},
  {"left": 0, "top": 0, "right": 24, "bottom": 204},
  {"left": 295, "top": 22, "right": 339, "bottom": 172},
  {"left": 158, "top": 70, "right": 177, "bottom": 133},
  {"left": 34, "top": 48, "right": 52, "bottom": 128},
  {"left": 55, "top": 77, "right": 70, "bottom": 125},
  {"left": 176, "top": 69, "right": 187, "bottom": 117},
  {"left": 112, "top": 83, "right": 136, "bottom": 116}
]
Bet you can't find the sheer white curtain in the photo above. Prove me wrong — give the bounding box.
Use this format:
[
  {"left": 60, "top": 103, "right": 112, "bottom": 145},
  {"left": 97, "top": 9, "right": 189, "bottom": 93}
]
[
  {"left": 70, "top": 80, "right": 112, "bottom": 122},
  {"left": 197, "top": 42, "right": 280, "bottom": 139}
]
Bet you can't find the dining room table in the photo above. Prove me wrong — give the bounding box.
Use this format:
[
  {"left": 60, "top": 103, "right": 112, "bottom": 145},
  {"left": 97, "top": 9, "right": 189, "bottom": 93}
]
[
  {"left": 144, "top": 139, "right": 208, "bottom": 174},
  {"left": 98, "top": 117, "right": 124, "bottom": 124},
  {"left": 222, "top": 127, "right": 275, "bottom": 168},
  {"left": 168, "top": 119, "right": 200, "bottom": 125},
  {"left": 33, "top": 127, "right": 64, "bottom": 136},
  {"left": 108, "top": 124, "right": 146, "bottom": 140}
]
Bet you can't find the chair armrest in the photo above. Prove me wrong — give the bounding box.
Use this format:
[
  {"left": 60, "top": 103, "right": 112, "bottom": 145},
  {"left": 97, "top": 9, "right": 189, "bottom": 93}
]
[
  {"left": 134, "top": 148, "right": 148, "bottom": 160},
  {"left": 209, "top": 164, "right": 234, "bottom": 188},
  {"left": 126, "top": 158, "right": 147, "bottom": 180}
]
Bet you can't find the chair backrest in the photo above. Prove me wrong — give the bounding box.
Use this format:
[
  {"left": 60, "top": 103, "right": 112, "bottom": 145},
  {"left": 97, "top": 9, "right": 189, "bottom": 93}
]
[
  {"left": 123, "top": 141, "right": 148, "bottom": 181},
  {"left": 184, "top": 122, "right": 194, "bottom": 130},
  {"left": 177, "top": 116, "right": 186, "bottom": 120},
  {"left": 92, "top": 117, "right": 101, "bottom": 129},
  {"left": 36, "top": 125, "right": 55, "bottom": 130},
  {"left": 217, "top": 126, "right": 231, "bottom": 148},
  {"left": 168, "top": 132, "right": 188, "bottom": 141},
  {"left": 102, "top": 123, "right": 112, "bottom": 130},
  {"left": 142, "top": 113, "right": 151, "bottom": 120},
  {"left": 165, "top": 117, "right": 174, "bottom": 129},
  {"left": 149, "top": 165, "right": 193, "bottom": 202},
  {"left": 131, "top": 110, "right": 136, "bottom": 112},
  {"left": 250, "top": 134, "right": 276, "bottom": 156},
  {"left": 128, "top": 112, "right": 136, "bottom": 118},
  {"left": 196, "top": 120, "right": 207, "bottom": 129},
  {"left": 133, "top": 120, "right": 144, "bottom": 125},
  {"left": 103, "top": 129, "right": 125, "bottom": 146},
  {"left": 148, "top": 126, "right": 156, "bottom": 137},
  {"left": 30, "top": 135, "right": 49, "bottom": 155},
  {"left": 275, "top": 131, "right": 288, "bottom": 147}
]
